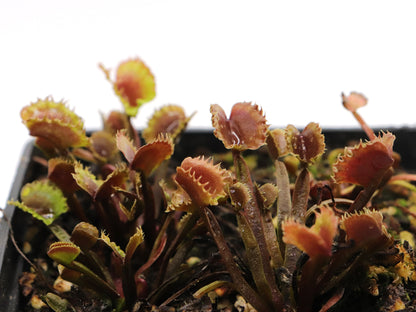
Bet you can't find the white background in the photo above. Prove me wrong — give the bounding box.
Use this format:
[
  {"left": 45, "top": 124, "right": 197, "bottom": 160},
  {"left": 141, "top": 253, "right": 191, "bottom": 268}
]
[{"left": 1, "top": 0, "right": 416, "bottom": 209}]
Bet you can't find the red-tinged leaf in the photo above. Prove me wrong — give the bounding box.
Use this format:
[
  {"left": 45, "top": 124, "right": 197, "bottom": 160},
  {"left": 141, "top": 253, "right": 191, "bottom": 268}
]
[
  {"left": 100, "top": 232, "right": 126, "bottom": 259},
  {"left": 116, "top": 129, "right": 137, "bottom": 164},
  {"left": 72, "top": 163, "right": 100, "bottom": 198},
  {"left": 333, "top": 132, "right": 395, "bottom": 187},
  {"left": 136, "top": 232, "right": 167, "bottom": 276},
  {"left": 72, "top": 161, "right": 127, "bottom": 200},
  {"left": 100, "top": 58, "right": 156, "bottom": 117},
  {"left": 201, "top": 207, "right": 272, "bottom": 312},
  {"left": 130, "top": 135, "right": 174, "bottom": 176},
  {"left": 102, "top": 110, "right": 130, "bottom": 135},
  {"left": 257, "top": 183, "right": 278, "bottom": 209},
  {"left": 125, "top": 227, "right": 144, "bottom": 263},
  {"left": 160, "top": 180, "right": 194, "bottom": 212},
  {"left": 211, "top": 102, "right": 268, "bottom": 151},
  {"left": 71, "top": 222, "right": 99, "bottom": 251},
  {"left": 142, "top": 104, "right": 194, "bottom": 143},
  {"left": 228, "top": 182, "right": 252, "bottom": 211},
  {"left": 95, "top": 164, "right": 128, "bottom": 200},
  {"left": 286, "top": 122, "right": 325, "bottom": 164},
  {"left": 174, "top": 156, "right": 232, "bottom": 209},
  {"left": 342, "top": 92, "right": 367, "bottom": 112},
  {"left": 319, "top": 288, "right": 345, "bottom": 312},
  {"left": 282, "top": 206, "right": 338, "bottom": 259},
  {"left": 34, "top": 137, "right": 60, "bottom": 157},
  {"left": 21, "top": 97, "right": 89, "bottom": 151},
  {"left": 266, "top": 129, "right": 289, "bottom": 160},
  {"left": 341, "top": 208, "right": 393, "bottom": 252},
  {"left": 90, "top": 131, "right": 118, "bottom": 162},
  {"left": 71, "top": 148, "right": 96, "bottom": 163},
  {"left": 48, "top": 158, "right": 79, "bottom": 194}
]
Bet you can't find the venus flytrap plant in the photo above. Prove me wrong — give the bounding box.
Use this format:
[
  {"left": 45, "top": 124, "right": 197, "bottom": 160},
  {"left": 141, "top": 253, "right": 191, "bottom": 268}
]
[
  {"left": 227, "top": 181, "right": 282, "bottom": 311},
  {"left": 211, "top": 102, "right": 284, "bottom": 311},
  {"left": 282, "top": 123, "right": 326, "bottom": 275},
  {"left": 285, "top": 122, "right": 326, "bottom": 223},
  {"left": 281, "top": 206, "right": 400, "bottom": 312},
  {"left": 9, "top": 56, "right": 199, "bottom": 311},
  {"left": 7, "top": 55, "right": 416, "bottom": 311}
]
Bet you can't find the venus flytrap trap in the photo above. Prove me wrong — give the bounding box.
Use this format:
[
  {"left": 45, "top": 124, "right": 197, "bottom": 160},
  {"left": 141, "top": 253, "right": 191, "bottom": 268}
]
[
  {"left": 100, "top": 58, "right": 156, "bottom": 146},
  {"left": 20, "top": 98, "right": 90, "bottom": 157},
  {"left": 333, "top": 131, "right": 396, "bottom": 213},
  {"left": 282, "top": 206, "right": 338, "bottom": 312},
  {"left": 5, "top": 56, "right": 416, "bottom": 311},
  {"left": 341, "top": 92, "right": 375, "bottom": 141}
]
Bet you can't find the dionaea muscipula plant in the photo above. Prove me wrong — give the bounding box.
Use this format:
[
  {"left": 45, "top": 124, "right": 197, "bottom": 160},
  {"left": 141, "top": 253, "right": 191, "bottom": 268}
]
[{"left": 6, "top": 57, "right": 416, "bottom": 312}]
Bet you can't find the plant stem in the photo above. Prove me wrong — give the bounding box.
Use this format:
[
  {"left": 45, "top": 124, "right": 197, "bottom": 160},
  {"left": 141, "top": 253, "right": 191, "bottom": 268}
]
[
  {"left": 66, "top": 193, "right": 88, "bottom": 222},
  {"left": 348, "top": 168, "right": 392, "bottom": 213},
  {"left": 202, "top": 207, "right": 273, "bottom": 312},
  {"left": 291, "top": 167, "right": 310, "bottom": 222},
  {"left": 127, "top": 116, "right": 141, "bottom": 147},
  {"left": 140, "top": 174, "right": 157, "bottom": 251},
  {"left": 352, "top": 111, "right": 376, "bottom": 141},
  {"left": 232, "top": 150, "right": 284, "bottom": 310},
  {"left": 297, "top": 256, "right": 326, "bottom": 312},
  {"left": 136, "top": 214, "right": 172, "bottom": 276},
  {"left": 156, "top": 212, "right": 200, "bottom": 286},
  {"left": 274, "top": 159, "right": 292, "bottom": 255},
  {"left": 69, "top": 260, "right": 120, "bottom": 299},
  {"left": 122, "top": 258, "right": 136, "bottom": 309},
  {"left": 236, "top": 210, "right": 275, "bottom": 306},
  {"left": 261, "top": 207, "right": 283, "bottom": 268},
  {"left": 284, "top": 167, "right": 310, "bottom": 273}
]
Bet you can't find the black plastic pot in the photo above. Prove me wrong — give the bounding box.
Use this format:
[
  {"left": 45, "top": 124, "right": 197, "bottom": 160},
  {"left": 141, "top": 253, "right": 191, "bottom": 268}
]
[
  {"left": 1, "top": 129, "right": 416, "bottom": 311},
  {"left": 0, "top": 142, "right": 38, "bottom": 312}
]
